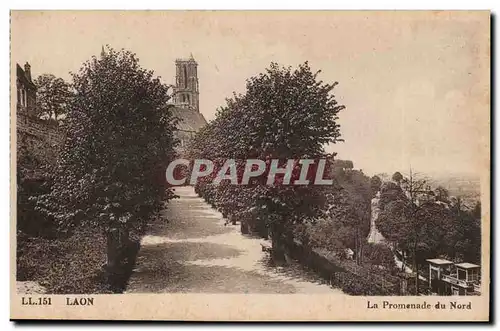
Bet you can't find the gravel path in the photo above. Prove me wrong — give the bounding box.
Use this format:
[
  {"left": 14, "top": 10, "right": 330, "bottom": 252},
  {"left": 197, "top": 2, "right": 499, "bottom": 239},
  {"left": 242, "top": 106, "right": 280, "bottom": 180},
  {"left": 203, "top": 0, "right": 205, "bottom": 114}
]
[{"left": 126, "top": 186, "right": 345, "bottom": 294}]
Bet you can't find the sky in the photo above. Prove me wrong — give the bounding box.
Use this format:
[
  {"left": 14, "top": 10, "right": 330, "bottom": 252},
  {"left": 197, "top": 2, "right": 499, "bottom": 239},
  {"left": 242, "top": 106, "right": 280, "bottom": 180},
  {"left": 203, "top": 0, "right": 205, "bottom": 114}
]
[{"left": 11, "top": 11, "right": 490, "bottom": 176}]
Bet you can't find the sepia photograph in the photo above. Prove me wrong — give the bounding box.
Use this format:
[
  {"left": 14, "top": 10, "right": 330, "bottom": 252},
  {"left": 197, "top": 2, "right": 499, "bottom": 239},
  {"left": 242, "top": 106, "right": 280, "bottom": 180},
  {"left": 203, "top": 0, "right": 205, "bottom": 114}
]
[{"left": 10, "top": 10, "right": 490, "bottom": 321}]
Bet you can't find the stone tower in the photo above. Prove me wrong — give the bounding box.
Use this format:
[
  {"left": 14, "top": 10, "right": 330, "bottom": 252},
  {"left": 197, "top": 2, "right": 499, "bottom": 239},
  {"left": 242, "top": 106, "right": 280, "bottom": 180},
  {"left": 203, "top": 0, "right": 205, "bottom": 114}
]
[{"left": 173, "top": 54, "right": 199, "bottom": 112}]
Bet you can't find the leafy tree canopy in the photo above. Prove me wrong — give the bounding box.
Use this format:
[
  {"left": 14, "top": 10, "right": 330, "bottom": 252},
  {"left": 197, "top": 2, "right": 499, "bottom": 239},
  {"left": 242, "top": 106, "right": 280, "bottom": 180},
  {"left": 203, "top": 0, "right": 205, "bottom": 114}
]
[
  {"left": 34, "top": 74, "right": 73, "bottom": 121},
  {"left": 36, "top": 47, "right": 178, "bottom": 235},
  {"left": 187, "top": 62, "right": 346, "bottom": 259}
]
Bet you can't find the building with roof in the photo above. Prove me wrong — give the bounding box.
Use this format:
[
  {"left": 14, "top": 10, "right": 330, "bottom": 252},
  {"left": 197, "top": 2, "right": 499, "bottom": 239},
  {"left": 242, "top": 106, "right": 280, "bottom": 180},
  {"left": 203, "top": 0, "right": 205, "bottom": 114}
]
[
  {"left": 16, "top": 61, "right": 62, "bottom": 179},
  {"left": 426, "top": 258, "right": 481, "bottom": 296},
  {"left": 16, "top": 62, "right": 36, "bottom": 115},
  {"left": 169, "top": 55, "right": 207, "bottom": 151}
]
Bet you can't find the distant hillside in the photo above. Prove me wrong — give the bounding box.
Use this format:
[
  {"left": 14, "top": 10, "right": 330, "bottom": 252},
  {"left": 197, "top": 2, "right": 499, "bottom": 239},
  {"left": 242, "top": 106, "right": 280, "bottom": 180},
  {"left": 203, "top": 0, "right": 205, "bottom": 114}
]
[
  {"left": 427, "top": 174, "right": 480, "bottom": 199},
  {"left": 371, "top": 171, "right": 481, "bottom": 206}
]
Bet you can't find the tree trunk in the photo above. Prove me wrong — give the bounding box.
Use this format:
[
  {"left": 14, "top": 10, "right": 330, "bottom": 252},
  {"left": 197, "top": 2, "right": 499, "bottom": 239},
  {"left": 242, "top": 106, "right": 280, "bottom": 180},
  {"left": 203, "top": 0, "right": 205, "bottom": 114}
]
[
  {"left": 356, "top": 230, "right": 363, "bottom": 265},
  {"left": 354, "top": 229, "right": 359, "bottom": 265},
  {"left": 240, "top": 220, "right": 249, "bottom": 234},
  {"left": 413, "top": 242, "right": 419, "bottom": 295},
  {"left": 105, "top": 227, "right": 122, "bottom": 291},
  {"left": 271, "top": 236, "right": 286, "bottom": 263},
  {"left": 121, "top": 226, "right": 131, "bottom": 262},
  {"left": 106, "top": 228, "right": 120, "bottom": 270},
  {"left": 415, "top": 263, "right": 420, "bottom": 294},
  {"left": 259, "top": 220, "right": 269, "bottom": 239},
  {"left": 270, "top": 223, "right": 286, "bottom": 263}
]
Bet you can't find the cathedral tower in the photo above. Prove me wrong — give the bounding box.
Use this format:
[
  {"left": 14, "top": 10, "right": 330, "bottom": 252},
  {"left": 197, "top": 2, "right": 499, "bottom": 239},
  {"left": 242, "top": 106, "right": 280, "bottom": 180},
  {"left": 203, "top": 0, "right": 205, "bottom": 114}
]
[{"left": 173, "top": 54, "right": 199, "bottom": 112}]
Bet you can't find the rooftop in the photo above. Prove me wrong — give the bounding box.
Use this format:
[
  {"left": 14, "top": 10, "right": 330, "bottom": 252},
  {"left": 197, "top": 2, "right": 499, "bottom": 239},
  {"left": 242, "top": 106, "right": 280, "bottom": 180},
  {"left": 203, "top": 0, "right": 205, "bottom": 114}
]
[
  {"left": 455, "top": 262, "right": 480, "bottom": 269},
  {"left": 426, "top": 258, "right": 454, "bottom": 265},
  {"left": 170, "top": 107, "right": 207, "bottom": 132}
]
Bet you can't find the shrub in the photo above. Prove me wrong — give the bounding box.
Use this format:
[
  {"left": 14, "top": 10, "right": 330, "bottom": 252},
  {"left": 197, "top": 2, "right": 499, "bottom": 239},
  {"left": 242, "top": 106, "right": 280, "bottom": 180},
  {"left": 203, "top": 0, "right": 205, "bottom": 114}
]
[
  {"left": 17, "top": 229, "right": 111, "bottom": 294},
  {"left": 363, "top": 242, "right": 396, "bottom": 270}
]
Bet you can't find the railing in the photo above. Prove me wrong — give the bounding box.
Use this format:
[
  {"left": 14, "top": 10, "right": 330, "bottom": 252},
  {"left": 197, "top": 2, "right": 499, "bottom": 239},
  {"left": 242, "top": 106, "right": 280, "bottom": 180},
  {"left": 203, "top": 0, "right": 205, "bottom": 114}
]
[{"left": 441, "top": 274, "right": 474, "bottom": 288}]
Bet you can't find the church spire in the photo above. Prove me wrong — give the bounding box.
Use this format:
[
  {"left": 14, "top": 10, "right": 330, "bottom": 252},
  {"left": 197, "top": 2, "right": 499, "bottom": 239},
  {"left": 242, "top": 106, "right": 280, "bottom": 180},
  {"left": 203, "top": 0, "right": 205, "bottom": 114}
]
[{"left": 101, "top": 45, "right": 105, "bottom": 57}]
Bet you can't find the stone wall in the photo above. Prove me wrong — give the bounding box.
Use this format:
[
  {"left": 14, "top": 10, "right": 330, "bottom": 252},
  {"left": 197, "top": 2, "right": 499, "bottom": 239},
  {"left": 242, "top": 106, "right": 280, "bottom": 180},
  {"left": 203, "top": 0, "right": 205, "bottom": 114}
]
[
  {"left": 16, "top": 112, "right": 64, "bottom": 174},
  {"left": 17, "top": 112, "right": 63, "bottom": 146}
]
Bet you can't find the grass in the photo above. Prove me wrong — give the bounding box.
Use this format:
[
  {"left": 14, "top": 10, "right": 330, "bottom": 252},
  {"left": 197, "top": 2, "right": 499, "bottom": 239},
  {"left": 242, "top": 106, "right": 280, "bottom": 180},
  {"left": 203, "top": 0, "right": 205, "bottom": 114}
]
[{"left": 17, "top": 229, "right": 113, "bottom": 294}]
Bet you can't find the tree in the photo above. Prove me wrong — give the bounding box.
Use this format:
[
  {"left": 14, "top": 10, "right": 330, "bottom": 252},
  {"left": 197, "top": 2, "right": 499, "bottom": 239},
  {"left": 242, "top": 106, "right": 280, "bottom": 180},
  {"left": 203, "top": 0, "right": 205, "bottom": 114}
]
[
  {"left": 36, "top": 47, "right": 178, "bottom": 258},
  {"left": 379, "top": 181, "right": 406, "bottom": 210},
  {"left": 434, "top": 186, "right": 450, "bottom": 203},
  {"left": 363, "top": 243, "right": 395, "bottom": 270},
  {"left": 443, "top": 198, "right": 481, "bottom": 263},
  {"left": 188, "top": 62, "right": 345, "bottom": 262},
  {"left": 370, "top": 175, "right": 382, "bottom": 196},
  {"left": 326, "top": 170, "right": 372, "bottom": 265},
  {"left": 392, "top": 171, "right": 403, "bottom": 185},
  {"left": 34, "top": 74, "right": 73, "bottom": 121},
  {"left": 377, "top": 171, "right": 445, "bottom": 294}
]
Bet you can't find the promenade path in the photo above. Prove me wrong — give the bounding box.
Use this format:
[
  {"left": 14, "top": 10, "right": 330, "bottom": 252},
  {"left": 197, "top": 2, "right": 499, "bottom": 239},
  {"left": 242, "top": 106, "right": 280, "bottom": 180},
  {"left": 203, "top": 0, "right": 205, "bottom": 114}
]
[{"left": 126, "top": 186, "right": 345, "bottom": 294}]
